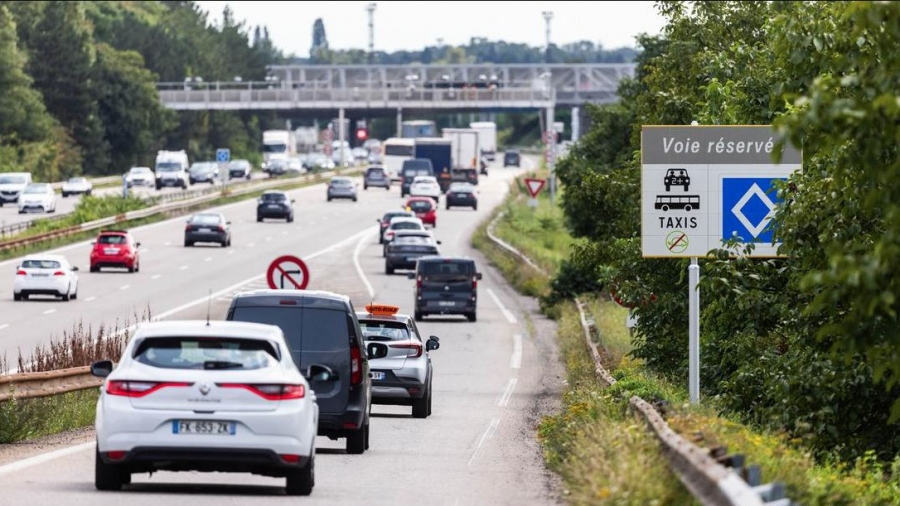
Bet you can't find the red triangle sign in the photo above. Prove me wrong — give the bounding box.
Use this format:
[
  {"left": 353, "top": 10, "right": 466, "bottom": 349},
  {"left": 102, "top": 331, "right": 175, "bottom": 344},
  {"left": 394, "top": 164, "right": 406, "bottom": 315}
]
[{"left": 524, "top": 178, "right": 546, "bottom": 198}]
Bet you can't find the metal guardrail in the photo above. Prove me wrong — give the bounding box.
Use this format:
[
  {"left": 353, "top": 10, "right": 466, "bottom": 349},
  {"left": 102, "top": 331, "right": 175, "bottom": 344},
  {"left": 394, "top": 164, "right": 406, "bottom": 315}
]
[
  {"left": 0, "top": 169, "right": 351, "bottom": 252},
  {"left": 482, "top": 204, "right": 791, "bottom": 505},
  {"left": 0, "top": 366, "right": 99, "bottom": 402}
]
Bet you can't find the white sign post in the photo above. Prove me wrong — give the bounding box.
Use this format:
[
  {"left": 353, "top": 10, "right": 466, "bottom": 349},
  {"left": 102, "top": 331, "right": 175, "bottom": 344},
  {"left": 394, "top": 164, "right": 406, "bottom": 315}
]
[{"left": 641, "top": 125, "right": 802, "bottom": 404}]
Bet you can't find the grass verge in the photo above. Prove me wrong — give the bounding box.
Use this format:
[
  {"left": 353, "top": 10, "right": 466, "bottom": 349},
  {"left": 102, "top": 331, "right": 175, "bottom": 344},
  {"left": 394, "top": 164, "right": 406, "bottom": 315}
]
[{"left": 472, "top": 178, "right": 900, "bottom": 504}]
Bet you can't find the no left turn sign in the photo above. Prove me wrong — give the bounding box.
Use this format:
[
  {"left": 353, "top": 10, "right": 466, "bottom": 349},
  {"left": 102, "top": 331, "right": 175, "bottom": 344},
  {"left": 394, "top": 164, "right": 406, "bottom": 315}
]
[{"left": 266, "top": 255, "right": 310, "bottom": 290}]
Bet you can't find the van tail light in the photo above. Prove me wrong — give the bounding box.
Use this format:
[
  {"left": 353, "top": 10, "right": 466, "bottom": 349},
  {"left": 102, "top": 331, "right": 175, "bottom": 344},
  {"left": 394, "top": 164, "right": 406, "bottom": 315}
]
[
  {"left": 218, "top": 383, "right": 305, "bottom": 400},
  {"left": 350, "top": 345, "right": 362, "bottom": 385},
  {"left": 106, "top": 380, "right": 192, "bottom": 397},
  {"left": 416, "top": 275, "right": 423, "bottom": 289},
  {"left": 16, "top": 270, "right": 26, "bottom": 276},
  {"left": 472, "top": 276, "right": 478, "bottom": 290},
  {"left": 390, "top": 341, "right": 423, "bottom": 358},
  {"left": 216, "top": 226, "right": 225, "bottom": 233},
  {"left": 53, "top": 271, "right": 66, "bottom": 276}
]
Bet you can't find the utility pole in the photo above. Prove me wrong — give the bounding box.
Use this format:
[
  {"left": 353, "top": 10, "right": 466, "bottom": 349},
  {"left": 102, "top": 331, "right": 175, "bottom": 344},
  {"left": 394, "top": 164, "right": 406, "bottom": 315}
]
[
  {"left": 542, "top": 11, "right": 553, "bottom": 64},
  {"left": 367, "top": 3, "right": 376, "bottom": 65}
]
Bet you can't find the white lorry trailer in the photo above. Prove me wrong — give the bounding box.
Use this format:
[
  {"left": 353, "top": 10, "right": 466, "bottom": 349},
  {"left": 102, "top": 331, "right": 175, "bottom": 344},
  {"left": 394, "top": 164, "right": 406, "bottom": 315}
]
[{"left": 469, "top": 121, "right": 497, "bottom": 161}]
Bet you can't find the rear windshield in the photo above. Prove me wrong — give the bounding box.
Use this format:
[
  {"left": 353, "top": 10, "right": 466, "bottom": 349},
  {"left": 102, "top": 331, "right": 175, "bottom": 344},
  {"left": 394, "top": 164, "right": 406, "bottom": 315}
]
[
  {"left": 391, "top": 222, "right": 422, "bottom": 230},
  {"left": 228, "top": 306, "right": 349, "bottom": 353},
  {"left": 408, "top": 200, "right": 433, "bottom": 212},
  {"left": 98, "top": 234, "right": 127, "bottom": 245},
  {"left": 190, "top": 214, "right": 221, "bottom": 225},
  {"left": 260, "top": 193, "right": 287, "bottom": 203},
  {"left": 21, "top": 259, "right": 61, "bottom": 269},
  {"left": 359, "top": 321, "right": 410, "bottom": 342},
  {"left": 420, "top": 260, "right": 474, "bottom": 278},
  {"left": 133, "top": 337, "right": 278, "bottom": 370},
  {"left": 383, "top": 212, "right": 411, "bottom": 222},
  {"left": 366, "top": 169, "right": 385, "bottom": 177},
  {"left": 393, "top": 236, "right": 432, "bottom": 246}
]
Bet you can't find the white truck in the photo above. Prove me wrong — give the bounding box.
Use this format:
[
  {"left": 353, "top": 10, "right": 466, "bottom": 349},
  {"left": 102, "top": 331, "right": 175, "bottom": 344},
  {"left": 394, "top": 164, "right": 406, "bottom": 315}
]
[
  {"left": 262, "top": 130, "right": 297, "bottom": 171},
  {"left": 294, "top": 127, "right": 319, "bottom": 153},
  {"left": 442, "top": 128, "right": 480, "bottom": 169},
  {"left": 154, "top": 150, "right": 189, "bottom": 190},
  {"left": 469, "top": 121, "right": 497, "bottom": 161}
]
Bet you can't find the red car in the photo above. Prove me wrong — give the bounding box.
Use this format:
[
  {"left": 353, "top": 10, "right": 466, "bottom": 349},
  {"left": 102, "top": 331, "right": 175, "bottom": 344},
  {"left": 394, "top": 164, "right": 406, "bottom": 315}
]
[
  {"left": 405, "top": 196, "right": 437, "bottom": 228},
  {"left": 90, "top": 230, "right": 141, "bottom": 273}
]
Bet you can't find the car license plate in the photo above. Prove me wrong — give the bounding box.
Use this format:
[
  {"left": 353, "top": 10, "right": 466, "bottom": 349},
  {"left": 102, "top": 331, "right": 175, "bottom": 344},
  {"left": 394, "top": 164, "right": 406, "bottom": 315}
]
[
  {"left": 371, "top": 372, "right": 385, "bottom": 380},
  {"left": 198, "top": 228, "right": 211, "bottom": 232},
  {"left": 32, "top": 273, "right": 49, "bottom": 277},
  {"left": 268, "top": 204, "right": 279, "bottom": 208},
  {"left": 104, "top": 248, "right": 119, "bottom": 255},
  {"left": 438, "top": 301, "right": 455, "bottom": 307},
  {"left": 173, "top": 420, "right": 235, "bottom": 435}
]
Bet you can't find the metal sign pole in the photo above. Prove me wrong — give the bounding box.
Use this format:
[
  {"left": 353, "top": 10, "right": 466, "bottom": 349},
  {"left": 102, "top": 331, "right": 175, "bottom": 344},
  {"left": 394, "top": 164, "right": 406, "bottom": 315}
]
[{"left": 689, "top": 256, "right": 700, "bottom": 404}]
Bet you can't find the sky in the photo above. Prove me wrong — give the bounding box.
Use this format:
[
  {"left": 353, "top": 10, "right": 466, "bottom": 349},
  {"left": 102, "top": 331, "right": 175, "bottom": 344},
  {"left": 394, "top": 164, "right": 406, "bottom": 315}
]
[{"left": 196, "top": 1, "right": 668, "bottom": 57}]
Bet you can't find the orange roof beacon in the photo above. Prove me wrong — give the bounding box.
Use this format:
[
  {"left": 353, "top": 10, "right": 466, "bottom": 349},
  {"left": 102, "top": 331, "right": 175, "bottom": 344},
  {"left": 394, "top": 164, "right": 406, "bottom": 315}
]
[{"left": 365, "top": 304, "right": 400, "bottom": 316}]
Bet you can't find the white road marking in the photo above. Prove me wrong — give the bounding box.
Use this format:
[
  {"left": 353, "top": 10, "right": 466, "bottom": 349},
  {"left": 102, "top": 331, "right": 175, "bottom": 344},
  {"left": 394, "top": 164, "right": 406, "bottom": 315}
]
[
  {"left": 487, "top": 288, "right": 517, "bottom": 324},
  {"left": 498, "top": 378, "right": 517, "bottom": 407},
  {"left": 151, "top": 274, "right": 161, "bottom": 280},
  {"left": 511, "top": 334, "right": 522, "bottom": 369},
  {"left": 353, "top": 230, "right": 375, "bottom": 299},
  {"left": 467, "top": 418, "right": 500, "bottom": 467},
  {"left": 0, "top": 324, "right": 8, "bottom": 330},
  {"left": 204, "top": 257, "right": 212, "bottom": 262},
  {"left": 163, "top": 242, "right": 172, "bottom": 246},
  {"left": 179, "top": 265, "right": 188, "bottom": 270},
  {"left": 0, "top": 442, "right": 94, "bottom": 477},
  {"left": 85, "top": 296, "right": 96, "bottom": 302},
  {"left": 42, "top": 309, "right": 56, "bottom": 315},
  {"left": 119, "top": 285, "right": 130, "bottom": 291}
]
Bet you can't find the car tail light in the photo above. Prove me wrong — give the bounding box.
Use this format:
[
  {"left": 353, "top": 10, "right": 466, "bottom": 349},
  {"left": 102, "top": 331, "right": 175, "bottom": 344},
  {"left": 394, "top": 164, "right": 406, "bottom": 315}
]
[
  {"left": 416, "top": 275, "right": 422, "bottom": 289},
  {"left": 185, "top": 224, "right": 191, "bottom": 231},
  {"left": 472, "top": 275, "right": 478, "bottom": 290},
  {"left": 105, "top": 451, "right": 127, "bottom": 461},
  {"left": 350, "top": 345, "right": 362, "bottom": 385},
  {"left": 16, "top": 270, "right": 26, "bottom": 276},
  {"left": 390, "top": 341, "right": 423, "bottom": 358},
  {"left": 280, "top": 454, "right": 300, "bottom": 464},
  {"left": 53, "top": 271, "right": 66, "bottom": 276},
  {"left": 216, "top": 226, "right": 225, "bottom": 233},
  {"left": 106, "top": 380, "right": 192, "bottom": 397},
  {"left": 218, "top": 383, "right": 305, "bottom": 400}
]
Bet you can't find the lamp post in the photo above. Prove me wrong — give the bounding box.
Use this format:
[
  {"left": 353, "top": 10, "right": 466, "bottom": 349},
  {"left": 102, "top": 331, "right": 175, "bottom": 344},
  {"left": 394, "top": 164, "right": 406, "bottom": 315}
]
[
  {"left": 367, "top": 3, "right": 376, "bottom": 65},
  {"left": 542, "top": 11, "right": 553, "bottom": 63}
]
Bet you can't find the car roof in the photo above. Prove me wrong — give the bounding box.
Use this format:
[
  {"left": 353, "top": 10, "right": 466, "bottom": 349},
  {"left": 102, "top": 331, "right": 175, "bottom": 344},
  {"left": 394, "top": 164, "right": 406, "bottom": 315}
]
[{"left": 130, "top": 320, "right": 287, "bottom": 344}]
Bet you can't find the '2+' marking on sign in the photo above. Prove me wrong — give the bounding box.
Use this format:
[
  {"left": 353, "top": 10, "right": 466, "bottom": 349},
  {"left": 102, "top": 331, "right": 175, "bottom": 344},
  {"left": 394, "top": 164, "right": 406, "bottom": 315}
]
[{"left": 666, "top": 230, "right": 689, "bottom": 253}]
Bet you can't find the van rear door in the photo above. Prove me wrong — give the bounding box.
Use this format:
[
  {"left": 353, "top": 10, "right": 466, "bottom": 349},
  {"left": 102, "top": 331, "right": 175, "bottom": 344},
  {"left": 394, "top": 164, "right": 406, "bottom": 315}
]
[{"left": 418, "top": 259, "right": 476, "bottom": 310}]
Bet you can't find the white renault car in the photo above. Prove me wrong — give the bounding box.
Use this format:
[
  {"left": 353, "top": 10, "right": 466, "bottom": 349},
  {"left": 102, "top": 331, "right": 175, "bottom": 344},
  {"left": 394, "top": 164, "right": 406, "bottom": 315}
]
[
  {"left": 17, "top": 182, "right": 57, "bottom": 213},
  {"left": 13, "top": 254, "right": 79, "bottom": 301},
  {"left": 408, "top": 175, "right": 442, "bottom": 202},
  {"left": 91, "top": 320, "right": 330, "bottom": 495}
]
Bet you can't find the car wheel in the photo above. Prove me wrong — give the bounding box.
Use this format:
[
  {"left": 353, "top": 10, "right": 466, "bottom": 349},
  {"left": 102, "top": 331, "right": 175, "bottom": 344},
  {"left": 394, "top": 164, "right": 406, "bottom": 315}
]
[
  {"left": 94, "top": 446, "right": 125, "bottom": 491},
  {"left": 184, "top": 240, "right": 192, "bottom": 247},
  {"left": 427, "top": 381, "right": 433, "bottom": 416},
  {"left": 364, "top": 185, "right": 368, "bottom": 190},
  {"left": 87, "top": 190, "right": 92, "bottom": 196},
  {"left": 90, "top": 265, "right": 99, "bottom": 273},
  {"left": 467, "top": 312, "right": 477, "bottom": 322},
  {"left": 473, "top": 204, "right": 478, "bottom": 211},
  {"left": 62, "top": 192, "right": 68, "bottom": 198},
  {"left": 284, "top": 455, "right": 314, "bottom": 496},
  {"left": 446, "top": 203, "right": 450, "bottom": 210},
  {"left": 385, "top": 264, "right": 394, "bottom": 275},
  {"left": 13, "top": 293, "right": 21, "bottom": 301},
  {"left": 257, "top": 215, "right": 263, "bottom": 223},
  {"left": 412, "top": 390, "right": 428, "bottom": 419},
  {"left": 353, "top": 197, "right": 357, "bottom": 202},
  {"left": 61, "top": 287, "right": 70, "bottom": 302},
  {"left": 287, "top": 214, "right": 294, "bottom": 223},
  {"left": 346, "top": 425, "right": 366, "bottom": 454},
  {"left": 128, "top": 265, "right": 135, "bottom": 273}
]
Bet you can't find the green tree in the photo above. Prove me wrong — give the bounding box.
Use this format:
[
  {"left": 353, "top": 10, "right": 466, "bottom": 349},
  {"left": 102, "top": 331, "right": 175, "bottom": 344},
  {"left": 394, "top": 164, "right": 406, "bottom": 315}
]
[{"left": 0, "top": 4, "right": 52, "bottom": 144}]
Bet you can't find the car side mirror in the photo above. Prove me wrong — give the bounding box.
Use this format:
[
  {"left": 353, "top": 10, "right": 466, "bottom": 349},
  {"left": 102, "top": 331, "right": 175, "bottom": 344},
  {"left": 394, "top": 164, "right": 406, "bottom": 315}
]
[
  {"left": 91, "top": 360, "right": 114, "bottom": 378},
  {"left": 436, "top": 240, "right": 442, "bottom": 245},
  {"left": 406, "top": 272, "right": 416, "bottom": 280},
  {"left": 426, "top": 336, "right": 440, "bottom": 351},
  {"left": 476, "top": 272, "right": 483, "bottom": 280},
  {"left": 367, "top": 343, "right": 388, "bottom": 360},
  {"left": 306, "top": 364, "right": 336, "bottom": 382},
  {"left": 71, "top": 266, "right": 79, "bottom": 272},
  {"left": 226, "top": 221, "right": 231, "bottom": 225}
]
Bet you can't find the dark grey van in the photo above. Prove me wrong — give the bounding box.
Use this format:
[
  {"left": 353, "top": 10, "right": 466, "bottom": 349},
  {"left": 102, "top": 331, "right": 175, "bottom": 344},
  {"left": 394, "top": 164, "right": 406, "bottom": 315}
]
[
  {"left": 226, "top": 289, "right": 375, "bottom": 454},
  {"left": 407, "top": 256, "right": 482, "bottom": 322},
  {"left": 400, "top": 159, "right": 434, "bottom": 197}
]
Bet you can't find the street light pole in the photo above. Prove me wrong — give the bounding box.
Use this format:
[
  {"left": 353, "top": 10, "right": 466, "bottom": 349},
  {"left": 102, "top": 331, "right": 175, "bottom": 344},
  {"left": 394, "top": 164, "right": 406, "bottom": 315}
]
[
  {"left": 542, "top": 11, "right": 553, "bottom": 63},
  {"left": 367, "top": 3, "right": 376, "bottom": 65}
]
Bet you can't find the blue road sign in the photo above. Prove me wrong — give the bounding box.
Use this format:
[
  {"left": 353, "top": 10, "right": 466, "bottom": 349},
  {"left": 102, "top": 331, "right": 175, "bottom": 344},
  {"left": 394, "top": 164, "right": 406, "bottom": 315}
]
[
  {"left": 722, "top": 177, "right": 787, "bottom": 244},
  {"left": 216, "top": 148, "right": 231, "bottom": 163}
]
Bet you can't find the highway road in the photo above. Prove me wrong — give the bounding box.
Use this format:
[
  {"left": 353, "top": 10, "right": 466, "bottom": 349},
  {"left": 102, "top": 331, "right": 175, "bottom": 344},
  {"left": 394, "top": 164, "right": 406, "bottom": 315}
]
[{"left": 0, "top": 158, "right": 566, "bottom": 505}]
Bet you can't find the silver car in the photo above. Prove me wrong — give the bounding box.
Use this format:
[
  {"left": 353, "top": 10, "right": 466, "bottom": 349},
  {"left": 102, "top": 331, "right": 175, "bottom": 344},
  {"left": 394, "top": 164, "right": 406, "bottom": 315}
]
[
  {"left": 326, "top": 176, "right": 358, "bottom": 202},
  {"left": 357, "top": 304, "right": 439, "bottom": 419}
]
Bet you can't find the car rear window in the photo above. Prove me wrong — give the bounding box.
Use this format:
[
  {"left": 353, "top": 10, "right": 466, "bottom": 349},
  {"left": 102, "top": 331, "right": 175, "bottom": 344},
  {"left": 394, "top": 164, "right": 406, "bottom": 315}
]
[
  {"left": 133, "top": 337, "right": 278, "bottom": 370},
  {"left": 190, "top": 214, "right": 221, "bottom": 225},
  {"left": 408, "top": 200, "right": 433, "bottom": 212},
  {"left": 420, "top": 260, "right": 474, "bottom": 278},
  {"left": 21, "top": 259, "right": 61, "bottom": 269},
  {"left": 393, "top": 236, "right": 431, "bottom": 246},
  {"left": 261, "top": 193, "right": 286, "bottom": 203},
  {"left": 98, "top": 235, "right": 127, "bottom": 245},
  {"left": 359, "top": 321, "right": 410, "bottom": 342},
  {"left": 391, "top": 222, "right": 422, "bottom": 230},
  {"left": 366, "top": 169, "right": 385, "bottom": 177},
  {"left": 383, "top": 212, "right": 410, "bottom": 222},
  {"left": 228, "top": 306, "right": 350, "bottom": 353}
]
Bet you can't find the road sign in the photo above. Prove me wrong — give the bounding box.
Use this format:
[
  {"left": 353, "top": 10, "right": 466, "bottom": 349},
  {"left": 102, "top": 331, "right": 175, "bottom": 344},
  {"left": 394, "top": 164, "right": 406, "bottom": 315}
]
[
  {"left": 216, "top": 148, "right": 231, "bottom": 163},
  {"left": 640, "top": 125, "right": 802, "bottom": 258},
  {"left": 524, "top": 178, "right": 546, "bottom": 198},
  {"left": 266, "top": 255, "right": 310, "bottom": 290}
]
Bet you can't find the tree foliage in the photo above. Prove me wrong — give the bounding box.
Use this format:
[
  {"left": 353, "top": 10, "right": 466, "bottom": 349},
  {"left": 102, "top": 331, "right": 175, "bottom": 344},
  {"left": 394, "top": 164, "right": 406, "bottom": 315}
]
[{"left": 555, "top": 0, "right": 900, "bottom": 463}]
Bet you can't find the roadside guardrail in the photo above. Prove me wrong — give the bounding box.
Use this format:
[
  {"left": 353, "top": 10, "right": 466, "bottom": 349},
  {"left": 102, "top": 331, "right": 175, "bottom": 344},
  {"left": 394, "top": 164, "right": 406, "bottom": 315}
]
[
  {"left": 0, "top": 365, "right": 99, "bottom": 402},
  {"left": 482, "top": 202, "right": 792, "bottom": 506}
]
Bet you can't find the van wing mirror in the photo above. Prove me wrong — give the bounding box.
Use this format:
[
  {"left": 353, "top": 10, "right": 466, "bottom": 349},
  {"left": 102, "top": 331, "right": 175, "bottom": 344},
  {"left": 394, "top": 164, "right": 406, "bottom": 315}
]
[
  {"left": 306, "top": 364, "right": 337, "bottom": 382},
  {"left": 90, "top": 360, "right": 114, "bottom": 378},
  {"left": 476, "top": 272, "right": 483, "bottom": 280}
]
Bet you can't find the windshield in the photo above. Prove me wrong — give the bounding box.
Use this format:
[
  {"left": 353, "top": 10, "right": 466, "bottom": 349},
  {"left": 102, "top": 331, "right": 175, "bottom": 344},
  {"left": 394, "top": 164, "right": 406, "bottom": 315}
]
[
  {"left": 23, "top": 185, "right": 48, "bottom": 194},
  {"left": 260, "top": 193, "right": 287, "bottom": 203},
  {"left": 408, "top": 200, "right": 433, "bottom": 212},
  {"left": 190, "top": 214, "right": 222, "bottom": 225},
  {"left": 156, "top": 162, "right": 181, "bottom": 172},
  {"left": 130, "top": 168, "right": 151, "bottom": 175},
  {"left": 359, "top": 321, "right": 410, "bottom": 342},
  {"left": 263, "top": 143, "right": 287, "bottom": 153},
  {"left": 0, "top": 175, "right": 27, "bottom": 185},
  {"left": 98, "top": 234, "right": 127, "bottom": 245},
  {"left": 385, "top": 144, "right": 414, "bottom": 157},
  {"left": 67, "top": 178, "right": 87, "bottom": 183},
  {"left": 133, "top": 337, "right": 278, "bottom": 370},
  {"left": 21, "top": 259, "right": 62, "bottom": 269}
]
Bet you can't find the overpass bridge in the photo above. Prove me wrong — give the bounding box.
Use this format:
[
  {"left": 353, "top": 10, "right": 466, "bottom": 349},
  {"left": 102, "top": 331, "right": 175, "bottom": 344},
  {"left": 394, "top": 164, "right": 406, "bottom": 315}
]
[{"left": 156, "top": 63, "right": 636, "bottom": 113}]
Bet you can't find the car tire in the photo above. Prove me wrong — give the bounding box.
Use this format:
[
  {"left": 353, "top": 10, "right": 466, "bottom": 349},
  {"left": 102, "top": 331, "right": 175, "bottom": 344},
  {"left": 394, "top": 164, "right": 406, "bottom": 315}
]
[
  {"left": 257, "top": 215, "right": 263, "bottom": 223},
  {"left": 13, "top": 293, "right": 21, "bottom": 301},
  {"left": 364, "top": 185, "right": 368, "bottom": 190},
  {"left": 284, "top": 455, "right": 314, "bottom": 496},
  {"left": 346, "top": 425, "right": 366, "bottom": 455},
  {"left": 94, "top": 447, "right": 125, "bottom": 491},
  {"left": 467, "top": 312, "right": 477, "bottom": 322},
  {"left": 87, "top": 190, "right": 92, "bottom": 196},
  {"left": 385, "top": 264, "right": 394, "bottom": 275},
  {"left": 287, "top": 214, "right": 294, "bottom": 223},
  {"left": 90, "top": 265, "right": 99, "bottom": 273},
  {"left": 412, "top": 391, "right": 428, "bottom": 419},
  {"left": 473, "top": 204, "right": 478, "bottom": 211},
  {"left": 61, "top": 288, "right": 70, "bottom": 302},
  {"left": 427, "top": 381, "right": 433, "bottom": 416},
  {"left": 184, "top": 240, "right": 192, "bottom": 247},
  {"left": 62, "top": 192, "right": 68, "bottom": 198}
]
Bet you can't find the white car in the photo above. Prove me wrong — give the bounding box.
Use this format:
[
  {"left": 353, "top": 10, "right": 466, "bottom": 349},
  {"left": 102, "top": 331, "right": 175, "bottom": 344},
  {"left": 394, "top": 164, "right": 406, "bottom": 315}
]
[
  {"left": 409, "top": 175, "right": 442, "bottom": 202},
  {"left": 17, "top": 182, "right": 57, "bottom": 213},
  {"left": 61, "top": 176, "right": 93, "bottom": 197},
  {"left": 90, "top": 320, "right": 324, "bottom": 495},
  {"left": 125, "top": 167, "right": 154, "bottom": 188},
  {"left": 13, "top": 254, "right": 79, "bottom": 301},
  {"left": 382, "top": 216, "right": 425, "bottom": 247}
]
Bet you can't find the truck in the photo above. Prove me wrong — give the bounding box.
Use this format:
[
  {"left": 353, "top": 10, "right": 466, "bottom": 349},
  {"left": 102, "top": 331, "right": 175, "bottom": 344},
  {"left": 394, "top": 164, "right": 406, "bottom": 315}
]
[
  {"left": 413, "top": 138, "right": 453, "bottom": 192},
  {"left": 402, "top": 120, "right": 437, "bottom": 139},
  {"left": 469, "top": 121, "right": 497, "bottom": 161},
  {"left": 442, "top": 128, "right": 480, "bottom": 170},
  {"left": 294, "top": 127, "right": 319, "bottom": 153},
  {"left": 261, "top": 130, "right": 297, "bottom": 171}
]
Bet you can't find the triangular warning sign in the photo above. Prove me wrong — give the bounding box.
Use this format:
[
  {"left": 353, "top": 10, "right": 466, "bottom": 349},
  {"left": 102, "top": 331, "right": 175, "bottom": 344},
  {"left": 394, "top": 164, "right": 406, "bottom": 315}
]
[{"left": 524, "top": 178, "right": 546, "bottom": 198}]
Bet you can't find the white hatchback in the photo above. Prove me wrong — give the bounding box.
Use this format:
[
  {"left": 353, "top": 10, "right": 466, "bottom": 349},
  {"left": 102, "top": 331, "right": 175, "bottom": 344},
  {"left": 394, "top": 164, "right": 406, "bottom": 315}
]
[
  {"left": 17, "top": 182, "right": 57, "bottom": 213},
  {"left": 91, "top": 320, "right": 330, "bottom": 495},
  {"left": 409, "top": 175, "right": 442, "bottom": 202},
  {"left": 13, "top": 254, "right": 79, "bottom": 301}
]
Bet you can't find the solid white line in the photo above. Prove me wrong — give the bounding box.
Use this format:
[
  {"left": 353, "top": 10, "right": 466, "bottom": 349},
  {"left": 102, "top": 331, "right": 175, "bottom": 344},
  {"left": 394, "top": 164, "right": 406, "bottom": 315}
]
[
  {"left": 204, "top": 257, "right": 212, "bottom": 262},
  {"left": 352, "top": 229, "right": 375, "bottom": 300},
  {"left": 119, "top": 285, "right": 130, "bottom": 291},
  {"left": 0, "top": 324, "right": 8, "bottom": 330},
  {"left": 0, "top": 442, "right": 94, "bottom": 477},
  {"left": 179, "top": 265, "right": 188, "bottom": 270},
  {"left": 42, "top": 309, "right": 56, "bottom": 315},
  {"left": 510, "top": 334, "right": 522, "bottom": 369},
  {"left": 467, "top": 418, "right": 500, "bottom": 467},
  {"left": 487, "top": 288, "right": 517, "bottom": 324},
  {"left": 498, "top": 378, "right": 517, "bottom": 407},
  {"left": 85, "top": 296, "right": 96, "bottom": 302},
  {"left": 151, "top": 274, "right": 161, "bottom": 280}
]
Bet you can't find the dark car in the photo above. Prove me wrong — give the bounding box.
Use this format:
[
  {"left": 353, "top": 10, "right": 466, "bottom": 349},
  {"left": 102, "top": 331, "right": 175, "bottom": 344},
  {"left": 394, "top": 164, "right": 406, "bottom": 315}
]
[
  {"left": 363, "top": 167, "right": 391, "bottom": 190},
  {"left": 408, "top": 256, "right": 482, "bottom": 322},
  {"left": 226, "top": 289, "right": 378, "bottom": 454},
  {"left": 184, "top": 212, "right": 231, "bottom": 247},
  {"left": 189, "top": 162, "right": 219, "bottom": 185},
  {"left": 503, "top": 150, "right": 521, "bottom": 167},
  {"left": 228, "top": 159, "right": 253, "bottom": 180},
  {"left": 445, "top": 182, "right": 478, "bottom": 210},
  {"left": 376, "top": 210, "right": 415, "bottom": 244},
  {"left": 257, "top": 191, "right": 294, "bottom": 222},
  {"left": 385, "top": 232, "right": 441, "bottom": 274},
  {"left": 400, "top": 159, "right": 434, "bottom": 197}
]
